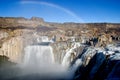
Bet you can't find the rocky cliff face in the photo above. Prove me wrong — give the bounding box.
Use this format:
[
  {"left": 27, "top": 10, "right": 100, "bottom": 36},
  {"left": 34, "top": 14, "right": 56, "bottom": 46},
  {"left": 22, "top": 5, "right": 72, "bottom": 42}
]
[
  {"left": 0, "top": 36, "right": 23, "bottom": 63},
  {"left": 0, "top": 17, "right": 120, "bottom": 80},
  {"left": 0, "top": 17, "right": 120, "bottom": 63},
  {"left": 0, "top": 17, "right": 46, "bottom": 28}
]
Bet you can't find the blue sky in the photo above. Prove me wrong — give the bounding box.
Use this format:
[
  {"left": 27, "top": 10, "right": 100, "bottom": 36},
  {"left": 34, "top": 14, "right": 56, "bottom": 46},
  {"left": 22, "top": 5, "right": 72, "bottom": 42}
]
[{"left": 0, "top": 0, "right": 120, "bottom": 23}]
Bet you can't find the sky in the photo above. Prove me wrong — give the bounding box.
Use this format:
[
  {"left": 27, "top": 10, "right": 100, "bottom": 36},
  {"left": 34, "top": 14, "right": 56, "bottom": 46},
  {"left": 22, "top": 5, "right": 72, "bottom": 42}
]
[{"left": 0, "top": 0, "right": 120, "bottom": 23}]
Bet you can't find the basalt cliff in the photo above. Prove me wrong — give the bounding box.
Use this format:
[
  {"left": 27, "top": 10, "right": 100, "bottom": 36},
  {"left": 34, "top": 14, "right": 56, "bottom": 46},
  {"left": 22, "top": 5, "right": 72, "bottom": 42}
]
[{"left": 0, "top": 17, "right": 120, "bottom": 80}]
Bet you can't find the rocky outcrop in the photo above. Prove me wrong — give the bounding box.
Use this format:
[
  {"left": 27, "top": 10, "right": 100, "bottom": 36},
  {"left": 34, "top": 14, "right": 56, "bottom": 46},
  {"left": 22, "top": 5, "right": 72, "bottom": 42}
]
[
  {"left": 0, "top": 17, "right": 120, "bottom": 63},
  {"left": 51, "top": 42, "right": 71, "bottom": 63},
  {"left": 73, "top": 44, "right": 120, "bottom": 80},
  {"left": 97, "top": 33, "right": 112, "bottom": 47},
  {"left": 0, "top": 17, "right": 46, "bottom": 28},
  {"left": 0, "top": 17, "right": 120, "bottom": 80},
  {"left": 0, "top": 36, "right": 23, "bottom": 63},
  {"left": 51, "top": 41, "right": 86, "bottom": 65}
]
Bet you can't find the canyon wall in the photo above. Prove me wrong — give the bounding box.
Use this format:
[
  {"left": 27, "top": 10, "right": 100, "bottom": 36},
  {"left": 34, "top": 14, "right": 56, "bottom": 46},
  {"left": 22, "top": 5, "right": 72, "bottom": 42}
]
[{"left": 0, "top": 17, "right": 120, "bottom": 63}]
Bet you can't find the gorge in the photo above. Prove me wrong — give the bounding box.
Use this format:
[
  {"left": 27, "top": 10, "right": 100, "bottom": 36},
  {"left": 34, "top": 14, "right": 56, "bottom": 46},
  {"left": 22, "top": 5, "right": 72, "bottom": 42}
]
[{"left": 0, "top": 17, "right": 120, "bottom": 80}]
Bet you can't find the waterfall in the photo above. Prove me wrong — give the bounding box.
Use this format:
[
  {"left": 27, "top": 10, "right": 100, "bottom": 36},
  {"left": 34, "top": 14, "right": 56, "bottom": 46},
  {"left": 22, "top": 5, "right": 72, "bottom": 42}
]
[
  {"left": 23, "top": 45, "right": 54, "bottom": 67},
  {"left": 23, "top": 35, "right": 55, "bottom": 68},
  {"left": 62, "top": 42, "right": 81, "bottom": 67},
  {"left": 0, "top": 34, "right": 120, "bottom": 80},
  {"left": 21, "top": 38, "right": 100, "bottom": 80},
  {"left": 20, "top": 35, "right": 102, "bottom": 80},
  {"left": 19, "top": 36, "right": 73, "bottom": 79}
]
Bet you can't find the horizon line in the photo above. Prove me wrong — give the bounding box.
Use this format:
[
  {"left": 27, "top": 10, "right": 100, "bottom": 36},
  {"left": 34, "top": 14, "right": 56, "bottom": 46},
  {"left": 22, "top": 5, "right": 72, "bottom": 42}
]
[{"left": 0, "top": 16, "right": 120, "bottom": 24}]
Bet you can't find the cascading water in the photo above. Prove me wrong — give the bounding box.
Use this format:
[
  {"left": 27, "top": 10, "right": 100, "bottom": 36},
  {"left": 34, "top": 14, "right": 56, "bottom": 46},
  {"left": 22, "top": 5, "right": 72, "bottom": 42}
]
[
  {"left": 1, "top": 34, "right": 119, "bottom": 80},
  {"left": 62, "top": 42, "right": 81, "bottom": 67},
  {"left": 23, "top": 36, "right": 54, "bottom": 67},
  {"left": 23, "top": 45, "right": 54, "bottom": 67},
  {"left": 19, "top": 36, "right": 74, "bottom": 80},
  {"left": 1, "top": 35, "right": 96, "bottom": 80}
]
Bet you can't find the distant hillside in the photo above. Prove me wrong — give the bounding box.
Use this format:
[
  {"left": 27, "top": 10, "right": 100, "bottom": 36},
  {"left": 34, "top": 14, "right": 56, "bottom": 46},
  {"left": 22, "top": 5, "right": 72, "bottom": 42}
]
[{"left": 0, "top": 17, "right": 120, "bottom": 29}]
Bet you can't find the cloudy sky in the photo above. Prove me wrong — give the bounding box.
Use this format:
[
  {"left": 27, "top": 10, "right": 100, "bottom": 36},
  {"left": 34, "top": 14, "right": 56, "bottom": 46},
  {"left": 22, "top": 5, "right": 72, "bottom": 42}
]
[{"left": 0, "top": 0, "right": 120, "bottom": 23}]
